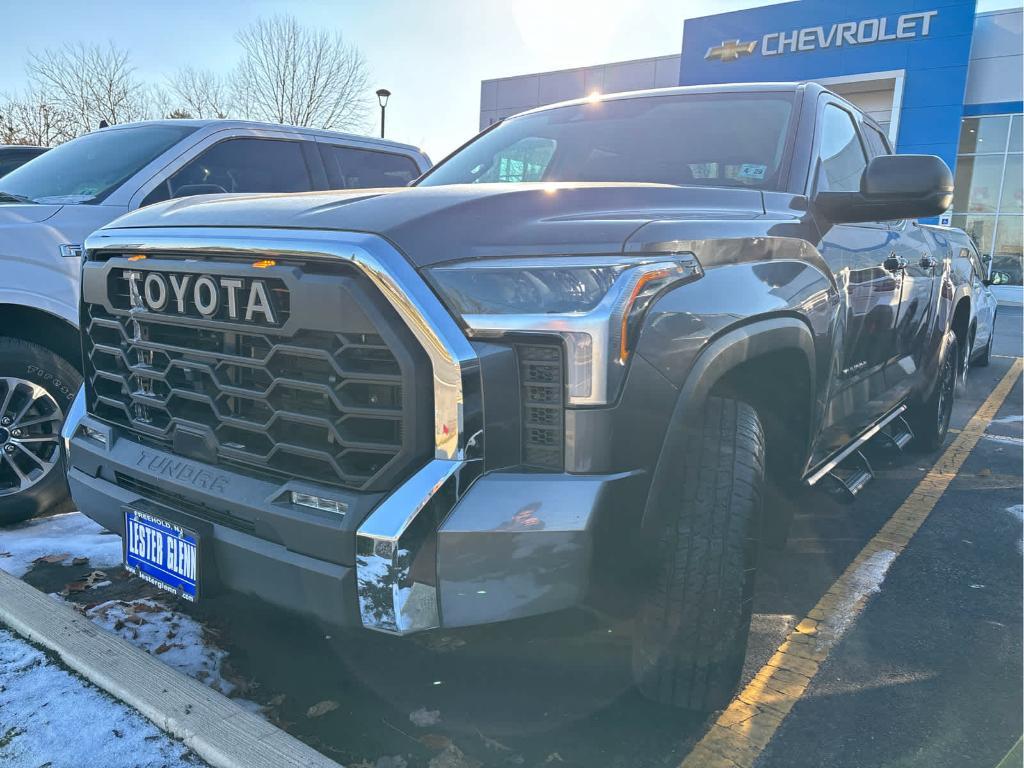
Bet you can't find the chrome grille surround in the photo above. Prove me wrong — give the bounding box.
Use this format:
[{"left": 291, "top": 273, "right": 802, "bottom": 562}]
[{"left": 85, "top": 227, "right": 483, "bottom": 635}]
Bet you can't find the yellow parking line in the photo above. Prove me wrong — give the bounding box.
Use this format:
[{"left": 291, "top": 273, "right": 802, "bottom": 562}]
[{"left": 682, "top": 358, "right": 1023, "bottom": 768}]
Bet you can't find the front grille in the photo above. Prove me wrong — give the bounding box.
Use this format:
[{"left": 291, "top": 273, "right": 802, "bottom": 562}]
[
  {"left": 82, "top": 258, "right": 430, "bottom": 492},
  {"left": 115, "top": 472, "right": 257, "bottom": 534},
  {"left": 516, "top": 343, "right": 565, "bottom": 470}
]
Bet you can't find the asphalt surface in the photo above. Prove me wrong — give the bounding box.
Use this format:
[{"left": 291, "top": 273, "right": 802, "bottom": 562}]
[{"left": 21, "top": 308, "right": 1023, "bottom": 768}]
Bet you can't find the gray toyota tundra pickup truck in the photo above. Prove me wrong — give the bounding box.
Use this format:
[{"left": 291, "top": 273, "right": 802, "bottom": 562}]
[{"left": 63, "top": 82, "right": 962, "bottom": 711}]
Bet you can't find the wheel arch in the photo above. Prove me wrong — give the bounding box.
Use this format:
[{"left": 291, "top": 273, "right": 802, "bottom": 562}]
[
  {"left": 0, "top": 304, "right": 82, "bottom": 373},
  {"left": 639, "top": 316, "right": 817, "bottom": 543}
]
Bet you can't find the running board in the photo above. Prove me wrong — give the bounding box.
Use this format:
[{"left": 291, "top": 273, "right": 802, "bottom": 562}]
[
  {"left": 805, "top": 405, "right": 908, "bottom": 488},
  {"left": 875, "top": 414, "right": 915, "bottom": 453},
  {"left": 826, "top": 450, "right": 874, "bottom": 500}
]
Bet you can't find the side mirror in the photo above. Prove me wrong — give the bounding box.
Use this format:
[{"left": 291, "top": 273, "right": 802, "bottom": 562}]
[{"left": 814, "top": 154, "right": 954, "bottom": 224}]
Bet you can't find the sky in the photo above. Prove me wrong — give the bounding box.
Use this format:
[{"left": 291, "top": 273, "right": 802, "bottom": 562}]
[{"left": 0, "top": 0, "right": 1017, "bottom": 160}]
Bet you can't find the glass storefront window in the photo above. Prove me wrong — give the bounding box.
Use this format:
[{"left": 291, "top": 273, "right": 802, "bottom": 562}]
[
  {"left": 1009, "top": 114, "right": 1022, "bottom": 153},
  {"left": 952, "top": 155, "right": 1007, "bottom": 213},
  {"left": 952, "top": 213, "right": 997, "bottom": 258},
  {"left": 953, "top": 112, "right": 1024, "bottom": 292},
  {"left": 991, "top": 215, "right": 1023, "bottom": 286},
  {"left": 1000, "top": 153, "right": 1022, "bottom": 214},
  {"left": 957, "top": 115, "right": 1011, "bottom": 154}
]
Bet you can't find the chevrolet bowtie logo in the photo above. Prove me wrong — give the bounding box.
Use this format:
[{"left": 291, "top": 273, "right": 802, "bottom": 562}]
[{"left": 705, "top": 39, "right": 758, "bottom": 62}]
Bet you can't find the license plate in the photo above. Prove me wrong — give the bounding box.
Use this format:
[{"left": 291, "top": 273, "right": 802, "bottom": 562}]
[{"left": 124, "top": 508, "right": 199, "bottom": 602}]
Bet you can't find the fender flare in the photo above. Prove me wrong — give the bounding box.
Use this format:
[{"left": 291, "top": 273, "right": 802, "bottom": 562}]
[{"left": 638, "top": 316, "right": 817, "bottom": 543}]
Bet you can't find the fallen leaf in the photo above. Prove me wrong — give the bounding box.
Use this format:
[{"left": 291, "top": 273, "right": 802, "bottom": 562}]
[
  {"left": 154, "top": 643, "right": 178, "bottom": 655},
  {"left": 419, "top": 733, "right": 452, "bottom": 751},
  {"left": 34, "top": 553, "right": 70, "bottom": 564},
  {"left": 409, "top": 707, "right": 441, "bottom": 727},
  {"left": 64, "top": 581, "right": 88, "bottom": 594},
  {"left": 978, "top": 467, "right": 992, "bottom": 477},
  {"left": 266, "top": 693, "right": 286, "bottom": 707},
  {"left": 477, "top": 730, "right": 512, "bottom": 752},
  {"left": 306, "top": 700, "right": 340, "bottom": 718},
  {"left": 428, "top": 744, "right": 481, "bottom": 768},
  {"left": 72, "top": 557, "right": 89, "bottom": 566}
]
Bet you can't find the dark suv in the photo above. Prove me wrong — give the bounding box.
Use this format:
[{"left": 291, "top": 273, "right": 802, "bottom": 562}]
[{"left": 65, "top": 82, "right": 962, "bottom": 711}]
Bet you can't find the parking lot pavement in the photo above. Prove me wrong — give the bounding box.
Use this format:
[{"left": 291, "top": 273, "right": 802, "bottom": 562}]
[{"left": 6, "top": 310, "right": 1021, "bottom": 768}]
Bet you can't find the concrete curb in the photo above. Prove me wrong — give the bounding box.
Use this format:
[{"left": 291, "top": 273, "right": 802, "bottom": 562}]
[{"left": 0, "top": 569, "right": 342, "bottom": 768}]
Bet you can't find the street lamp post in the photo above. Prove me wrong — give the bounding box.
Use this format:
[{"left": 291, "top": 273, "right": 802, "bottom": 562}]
[{"left": 376, "top": 88, "right": 391, "bottom": 139}]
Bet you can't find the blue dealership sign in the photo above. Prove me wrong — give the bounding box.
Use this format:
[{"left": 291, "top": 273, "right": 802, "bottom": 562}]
[{"left": 680, "top": 0, "right": 977, "bottom": 172}]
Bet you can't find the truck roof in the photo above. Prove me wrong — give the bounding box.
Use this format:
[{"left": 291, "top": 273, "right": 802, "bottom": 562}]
[{"left": 93, "top": 119, "right": 427, "bottom": 156}]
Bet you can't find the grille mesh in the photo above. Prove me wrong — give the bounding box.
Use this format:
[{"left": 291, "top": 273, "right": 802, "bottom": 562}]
[
  {"left": 517, "top": 343, "right": 564, "bottom": 470},
  {"left": 83, "top": 279, "right": 417, "bottom": 491}
]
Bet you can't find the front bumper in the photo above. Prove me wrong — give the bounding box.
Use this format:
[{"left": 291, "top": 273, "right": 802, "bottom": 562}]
[{"left": 67, "top": 413, "right": 641, "bottom": 632}]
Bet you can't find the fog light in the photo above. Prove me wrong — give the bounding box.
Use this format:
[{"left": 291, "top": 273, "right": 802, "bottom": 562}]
[
  {"left": 290, "top": 491, "right": 347, "bottom": 517},
  {"left": 81, "top": 424, "right": 108, "bottom": 446}
]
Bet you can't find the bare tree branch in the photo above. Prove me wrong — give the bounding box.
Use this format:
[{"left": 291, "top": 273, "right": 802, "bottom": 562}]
[
  {"left": 27, "top": 42, "right": 150, "bottom": 134},
  {"left": 165, "top": 67, "right": 231, "bottom": 119},
  {"left": 1, "top": 88, "right": 77, "bottom": 146},
  {"left": 231, "top": 15, "right": 369, "bottom": 131}
]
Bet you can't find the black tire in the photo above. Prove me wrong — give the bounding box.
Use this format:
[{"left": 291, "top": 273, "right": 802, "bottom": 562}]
[
  {"left": 632, "top": 397, "right": 765, "bottom": 711},
  {"left": 909, "top": 336, "right": 957, "bottom": 453},
  {"left": 0, "top": 337, "right": 81, "bottom": 526}
]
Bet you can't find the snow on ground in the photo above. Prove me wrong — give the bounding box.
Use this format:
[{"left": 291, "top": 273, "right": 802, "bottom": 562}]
[
  {"left": 0, "top": 511, "right": 122, "bottom": 578},
  {"left": 0, "top": 628, "right": 204, "bottom": 768},
  {"left": 86, "top": 598, "right": 250, "bottom": 699}
]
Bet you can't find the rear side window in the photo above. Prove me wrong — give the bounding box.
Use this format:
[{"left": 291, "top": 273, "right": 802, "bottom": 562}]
[
  {"left": 816, "top": 104, "right": 867, "bottom": 193},
  {"left": 143, "top": 138, "right": 313, "bottom": 206},
  {"left": 321, "top": 145, "right": 420, "bottom": 188}
]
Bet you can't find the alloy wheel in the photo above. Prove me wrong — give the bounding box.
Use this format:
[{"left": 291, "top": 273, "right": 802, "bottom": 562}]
[{"left": 0, "top": 377, "right": 64, "bottom": 497}]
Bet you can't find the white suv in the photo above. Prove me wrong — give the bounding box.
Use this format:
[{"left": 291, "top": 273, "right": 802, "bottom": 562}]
[{"left": 0, "top": 120, "right": 430, "bottom": 523}]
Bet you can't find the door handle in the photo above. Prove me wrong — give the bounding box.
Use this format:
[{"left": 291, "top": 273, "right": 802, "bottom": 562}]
[{"left": 883, "top": 255, "right": 908, "bottom": 272}]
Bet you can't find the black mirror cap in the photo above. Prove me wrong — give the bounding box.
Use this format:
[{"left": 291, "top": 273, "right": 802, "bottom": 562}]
[{"left": 815, "top": 154, "right": 954, "bottom": 224}]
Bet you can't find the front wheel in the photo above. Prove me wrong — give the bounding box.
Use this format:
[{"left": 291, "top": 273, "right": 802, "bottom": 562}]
[
  {"left": 0, "top": 337, "right": 81, "bottom": 526},
  {"left": 632, "top": 396, "right": 765, "bottom": 711},
  {"left": 909, "top": 336, "right": 957, "bottom": 453}
]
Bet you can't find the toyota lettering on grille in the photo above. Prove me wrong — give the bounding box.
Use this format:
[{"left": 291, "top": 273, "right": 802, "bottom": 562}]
[{"left": 124, "top": 270, "right": 278, "bottom": 325}]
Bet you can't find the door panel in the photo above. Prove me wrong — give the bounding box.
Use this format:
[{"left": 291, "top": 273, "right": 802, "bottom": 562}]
[
  {"left": 816, "top": 223, "right": 903, "bottom": 457},
  {"left": 886, "top": 222, "right": 938, "bottom": 398}
]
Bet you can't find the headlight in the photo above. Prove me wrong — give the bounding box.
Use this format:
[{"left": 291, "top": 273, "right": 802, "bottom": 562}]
[{"left": 426, "top": 254, "right": 702, "bottom": 405}]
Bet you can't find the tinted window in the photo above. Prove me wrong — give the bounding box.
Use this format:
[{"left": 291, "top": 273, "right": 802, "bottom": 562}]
[
  {"left": 143, "top": 138, "right": 312, "bottom": 206},
  {"left": 322, "top": 145, "right": 421, "bottom": 188},
  {"left": 816, "top": 105, "right": 867, "bottom": 193},
  {"left": 0, "top": 125, "right": 195, "bottom": 204},
  {"left": 862, "top": 124, "right": 891, "bottom": 159},
  {"left": 419, "top": 93, "right": 795, "bottom": 189}
]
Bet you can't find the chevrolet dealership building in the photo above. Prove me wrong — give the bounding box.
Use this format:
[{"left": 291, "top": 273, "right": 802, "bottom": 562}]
[{"left": 480, "top": 0, "right": 1023, "bottom": 302}]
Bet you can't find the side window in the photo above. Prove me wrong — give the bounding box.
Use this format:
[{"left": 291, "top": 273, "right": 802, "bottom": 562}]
[
  {"left": 143, "top": 138, "right": 312, "bottom": 206},
  {"left": 816, "top": 104, "right": 868, "bottom": 193},
  {"left": 322, "top": 145, "right": 421, "bottom": 188},
  {"left": 862, "top": 124, "right": 892, "bottom": 159},
  {"left": 964, "top": 246, "right": 986, "bottom": 281}
]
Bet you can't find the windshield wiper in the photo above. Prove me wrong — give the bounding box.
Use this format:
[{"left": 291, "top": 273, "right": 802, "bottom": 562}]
[{"left": 0, "top": 192, "right": 36, "bottom": 204}]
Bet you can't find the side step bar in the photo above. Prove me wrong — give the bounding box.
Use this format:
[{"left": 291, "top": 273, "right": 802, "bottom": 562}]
[
  {"left": 805, "top": 404, "right": 909, "bottom": 490},
  {"left": 826, "top": 450, "right": 874, "bottom": 500},
  {"left": 875, "top": 414, "right": 915, "bottom": 453}
]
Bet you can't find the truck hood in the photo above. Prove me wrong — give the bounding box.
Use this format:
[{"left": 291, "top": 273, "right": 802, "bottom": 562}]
[
  {"left": 0, "top": 203, "right": 64, "bottom": 225},
  {"left": 100, "top": 183, "right": 767, "bottom": 267}
]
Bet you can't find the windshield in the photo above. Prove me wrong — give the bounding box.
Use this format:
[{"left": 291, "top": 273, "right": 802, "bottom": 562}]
[
  {"left": 0, "top": 124, "right": 196, "bottom": 204},
  {"left": 419, "top": 92, "right": 795, "bottom": 189}
]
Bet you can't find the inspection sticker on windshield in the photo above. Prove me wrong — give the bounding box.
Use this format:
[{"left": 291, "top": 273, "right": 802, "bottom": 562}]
[{"left": 738, "top": 163, "right": 767, "bottom": 180}]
